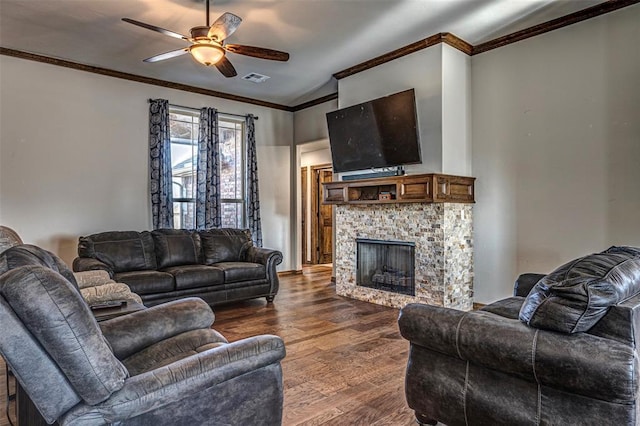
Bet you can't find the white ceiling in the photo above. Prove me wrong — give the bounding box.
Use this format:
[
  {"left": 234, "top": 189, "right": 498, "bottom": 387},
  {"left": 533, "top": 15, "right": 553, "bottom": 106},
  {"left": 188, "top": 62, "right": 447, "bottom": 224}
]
[{"left": 0, "top": 0, "right": 605, "bottom": 107}]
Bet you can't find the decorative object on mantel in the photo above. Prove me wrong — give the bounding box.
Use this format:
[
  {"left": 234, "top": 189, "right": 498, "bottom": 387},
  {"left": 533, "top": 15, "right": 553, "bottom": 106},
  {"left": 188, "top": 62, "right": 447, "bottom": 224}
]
[{"left": 322, "top": 173, "right": 475, "bottom": 205}]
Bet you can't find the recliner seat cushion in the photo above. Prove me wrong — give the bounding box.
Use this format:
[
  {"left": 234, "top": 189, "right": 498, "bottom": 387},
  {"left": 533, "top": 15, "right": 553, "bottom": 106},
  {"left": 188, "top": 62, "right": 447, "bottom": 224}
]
[
  {"left": 152, "top": 229, "right": 202, "bottom": 269},
  {"left": 78, "top": 231, "right": 157, "bottom": 273},
  {"left": 1, "top": 266, "right": 128, "bottom": 404},
  {"left": 200, "top": 229, "right": 253, "bottom": 264},
  {"left": 520, "top": 250, "right": 640, "bottom": 333}
]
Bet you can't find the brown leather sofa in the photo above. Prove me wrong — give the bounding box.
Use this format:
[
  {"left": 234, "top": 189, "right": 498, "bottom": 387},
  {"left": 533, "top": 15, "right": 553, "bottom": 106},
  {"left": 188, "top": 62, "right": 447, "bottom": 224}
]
[
  {"left": 399, "top": 246, "right": 640, "bottom": 425},
  {"left": 73, "top": 228, "right": 283, "bottom": 307}
]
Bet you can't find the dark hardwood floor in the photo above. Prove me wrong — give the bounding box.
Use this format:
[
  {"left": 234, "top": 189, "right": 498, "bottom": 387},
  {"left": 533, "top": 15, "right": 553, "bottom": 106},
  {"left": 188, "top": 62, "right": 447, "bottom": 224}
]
[{"left": 1, "top": 265, "right": 416, "bottom": 425}]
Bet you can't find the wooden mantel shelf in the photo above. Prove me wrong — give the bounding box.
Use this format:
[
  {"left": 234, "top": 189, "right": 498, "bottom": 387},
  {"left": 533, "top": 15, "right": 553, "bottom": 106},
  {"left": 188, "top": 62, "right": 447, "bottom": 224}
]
[{"left": 322, "top": 173, "right": 475, "bottom": 205}]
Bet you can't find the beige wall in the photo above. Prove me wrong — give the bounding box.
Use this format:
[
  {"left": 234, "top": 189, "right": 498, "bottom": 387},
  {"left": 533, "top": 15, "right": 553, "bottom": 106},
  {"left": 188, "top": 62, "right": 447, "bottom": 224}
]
[
  {"left": 0, "top": 55, "right": 295, "bottom": 269},
  {"left": 472, "top": 5, "right": 640, "bottom": 303}
]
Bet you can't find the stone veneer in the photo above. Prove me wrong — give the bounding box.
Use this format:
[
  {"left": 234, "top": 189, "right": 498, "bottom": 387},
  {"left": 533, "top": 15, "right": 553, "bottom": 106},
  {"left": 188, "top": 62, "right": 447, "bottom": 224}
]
[{"left": 335, "top": 203, "right": 473, "bottom": 310}]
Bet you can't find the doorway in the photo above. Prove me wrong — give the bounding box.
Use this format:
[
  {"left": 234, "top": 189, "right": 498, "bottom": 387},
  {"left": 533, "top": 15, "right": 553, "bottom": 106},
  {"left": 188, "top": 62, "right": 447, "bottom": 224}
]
[{"left": 301, "top": 163, "right": 333, "bottom": 265}]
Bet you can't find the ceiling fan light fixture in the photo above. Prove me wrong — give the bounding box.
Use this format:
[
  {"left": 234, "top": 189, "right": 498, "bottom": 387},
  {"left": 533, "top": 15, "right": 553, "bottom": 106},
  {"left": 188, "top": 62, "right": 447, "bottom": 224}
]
[{"left": 189, "top": 43, "right": 225, "bottom": 66}]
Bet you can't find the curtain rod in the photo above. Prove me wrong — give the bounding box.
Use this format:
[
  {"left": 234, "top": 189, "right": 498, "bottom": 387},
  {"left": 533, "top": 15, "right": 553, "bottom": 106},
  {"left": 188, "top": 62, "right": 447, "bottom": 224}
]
[{"left": 149, "top": 99, "right": 258, "bottom": 120}]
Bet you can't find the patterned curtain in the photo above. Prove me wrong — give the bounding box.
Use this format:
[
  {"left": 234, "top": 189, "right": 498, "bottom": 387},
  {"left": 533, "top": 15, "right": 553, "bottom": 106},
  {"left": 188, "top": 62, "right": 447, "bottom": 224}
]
[
  {"left": 246, "top": 114, "right": 263, "bottom": 247},
  {"left": 149, "top": 99, "right": 174, "bottom": 229},
  {"left": 196, "top": 107, "right": 221, "bottom": 229}
]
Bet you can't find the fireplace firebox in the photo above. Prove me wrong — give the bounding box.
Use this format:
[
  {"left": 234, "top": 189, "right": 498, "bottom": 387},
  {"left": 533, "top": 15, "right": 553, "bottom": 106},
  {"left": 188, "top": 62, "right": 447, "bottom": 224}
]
[{"left": 356, "top": 238, "right": 415, "bottom": 296}]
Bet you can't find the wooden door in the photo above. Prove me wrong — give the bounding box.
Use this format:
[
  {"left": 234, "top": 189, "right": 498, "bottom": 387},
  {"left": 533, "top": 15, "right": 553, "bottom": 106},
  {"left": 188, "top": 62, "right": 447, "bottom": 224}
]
[
  {"left": 311, "top": 165, "right": 333, "bottom": 264},
  {"left": 301, "top": 167, "right": 308, "bottom": 264}
]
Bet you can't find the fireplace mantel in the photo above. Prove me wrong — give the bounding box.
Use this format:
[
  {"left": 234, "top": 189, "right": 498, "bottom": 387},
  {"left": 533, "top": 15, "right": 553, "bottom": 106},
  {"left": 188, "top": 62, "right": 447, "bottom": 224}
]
[{"left": 322, "top": 173, "right": 475, "bottom": 205}]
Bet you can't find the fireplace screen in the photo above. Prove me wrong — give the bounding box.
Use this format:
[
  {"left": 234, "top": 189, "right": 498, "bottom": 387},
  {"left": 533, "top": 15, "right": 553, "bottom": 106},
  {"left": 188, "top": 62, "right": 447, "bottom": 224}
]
[{"left": 356, "top": 238, "right": 415, "bottom": 296}]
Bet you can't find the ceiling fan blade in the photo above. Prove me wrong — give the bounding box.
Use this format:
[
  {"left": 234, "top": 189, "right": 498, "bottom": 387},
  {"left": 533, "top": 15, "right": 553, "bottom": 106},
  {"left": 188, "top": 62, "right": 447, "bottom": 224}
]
[
  {"left": 215, "top": 56, "right": 237, "bottom": 78},
  {"left": 122, "top": 18, "right": 189, "bottom": 41},
  {"left": 224, "top": 44, "right": 289, "bottom": 62},
  {"left": 143, "top": 48, "right": 189, "bottom": 63},
  {"left": 207, "top": 12, "right": 242, "bottom": 41}
]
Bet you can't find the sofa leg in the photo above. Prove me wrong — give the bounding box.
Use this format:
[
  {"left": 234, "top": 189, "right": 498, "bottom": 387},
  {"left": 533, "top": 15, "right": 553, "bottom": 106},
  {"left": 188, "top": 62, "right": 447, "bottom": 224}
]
[
  {"left": 415, "top": 412, "right": 437, "bottom": 425},
  {"left": 266, "top": 295, "right": 275, "bottom": 303}
]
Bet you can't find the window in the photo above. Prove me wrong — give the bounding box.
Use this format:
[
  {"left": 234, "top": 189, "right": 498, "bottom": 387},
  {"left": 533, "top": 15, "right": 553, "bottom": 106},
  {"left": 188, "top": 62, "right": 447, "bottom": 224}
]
[
  {"left": 169, "top": 107, "right": 245, "bottom": 229},
  {"left": 219, "top": 117, "right": 245, "bottom": 228}
]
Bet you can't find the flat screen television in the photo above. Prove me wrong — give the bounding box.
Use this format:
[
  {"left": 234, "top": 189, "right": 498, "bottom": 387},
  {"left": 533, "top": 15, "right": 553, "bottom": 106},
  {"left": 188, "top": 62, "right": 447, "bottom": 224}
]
[{"left": 325, "top": 89, "right": 421, "bottom": 174}]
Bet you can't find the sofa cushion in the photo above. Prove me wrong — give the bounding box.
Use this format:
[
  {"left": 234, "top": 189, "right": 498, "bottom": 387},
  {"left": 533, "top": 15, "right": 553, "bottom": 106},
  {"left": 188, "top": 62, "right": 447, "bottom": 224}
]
[
  {"left": 214, "top": 262, "right": 266, "bottom": 283},
  {"left": 0, "top": 244, "right": 79, "bottom": 289},
  {"left": 200, "top": 229, "right": 253, "bottom": 265},
  {"left": 78, "top": 231, "right": 157, "bottom": 273},
  {"left": 152, "top": 229, "right": 202, "bottom": 269},
  {"left": 115, "top": 270, "right": 175, "bottom": 295},
  {"left": 520, "top": 250, "right": 640, "bottom": 333},
  {"left": 162, "top": 264, "right": 225, "bottom": 290},
  {"left": 0, "top": 266, "right": 128, "bottom": 404}
]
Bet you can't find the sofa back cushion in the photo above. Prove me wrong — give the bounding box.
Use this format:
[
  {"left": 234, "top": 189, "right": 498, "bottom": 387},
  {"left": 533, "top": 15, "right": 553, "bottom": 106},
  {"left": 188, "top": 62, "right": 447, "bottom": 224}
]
[
  {"left": 152, "top": 229, "right": 201, "bottom": 269},
  {"left": 200, "top": 229, "right": 253, "bottom": 265},
  {"left": 520, "top": 248, "right": 640, "bottom": 333},
  {"left": 0, "top": 265, "right": 128, "bottom": 404},
  {"left": 0, "top": 244, "right": 79, "bottom": 289},
  {"left": 78, "top": 231, "right": 157, "bottom": 273}
]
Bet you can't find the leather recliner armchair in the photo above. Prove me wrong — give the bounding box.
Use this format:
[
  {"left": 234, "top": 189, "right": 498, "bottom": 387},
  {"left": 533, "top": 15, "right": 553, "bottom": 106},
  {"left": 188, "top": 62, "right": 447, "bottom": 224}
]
[
  {"left": 0, "top": 244, "right": 286, "bottom": 425},
  {"left": 399, "top": 246, "right": 640, "bottom": 425}
]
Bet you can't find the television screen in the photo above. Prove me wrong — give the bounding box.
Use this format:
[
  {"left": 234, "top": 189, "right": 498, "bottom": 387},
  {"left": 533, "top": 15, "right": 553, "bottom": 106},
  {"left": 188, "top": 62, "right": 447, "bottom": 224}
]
[{"left": 325, "top": 89, "right": 421, "bottom": 174}]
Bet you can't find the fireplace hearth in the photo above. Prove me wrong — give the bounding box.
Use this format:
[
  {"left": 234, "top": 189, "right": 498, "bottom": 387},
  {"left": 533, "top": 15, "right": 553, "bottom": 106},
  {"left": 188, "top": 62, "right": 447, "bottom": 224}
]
[{"left": 356, "top": 238, "right": 415, "bottom": 296}]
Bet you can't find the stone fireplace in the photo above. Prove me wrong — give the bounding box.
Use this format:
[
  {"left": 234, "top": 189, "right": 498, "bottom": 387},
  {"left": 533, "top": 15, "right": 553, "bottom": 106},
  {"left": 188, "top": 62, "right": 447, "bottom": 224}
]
[{"left": 335, "top": 203, "right": 473, "bottom": 310}]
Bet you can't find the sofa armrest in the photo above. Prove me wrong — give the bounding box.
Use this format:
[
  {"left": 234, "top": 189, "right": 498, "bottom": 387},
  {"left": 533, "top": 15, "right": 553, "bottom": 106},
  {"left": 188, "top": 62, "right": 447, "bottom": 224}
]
[
  {"left": 246, "top": 246, "right": 282, "bottom": 267},
  {"left": 73, "top": 257, "right": 114, "bottom": 277},
  {"left": 399, "top": 303, "right": 637, "bottom": 403},
  {"left": 513, "top": 273, "right": 546, "bottom": 297},
  {"left": 100, "top": 297, "right": 214, "bottom": 359},
  {"left": 60, "top": 335, "right": 286, "bottom": 424},
  {"left": 246, "top": 246, "right": 283, "bottom": 296}
]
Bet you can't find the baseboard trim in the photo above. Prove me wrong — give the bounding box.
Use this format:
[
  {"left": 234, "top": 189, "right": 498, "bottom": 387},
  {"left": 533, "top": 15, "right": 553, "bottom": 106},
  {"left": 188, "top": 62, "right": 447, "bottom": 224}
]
[{"left": 472, "top": 302, "right": 486, "bottom": 310}]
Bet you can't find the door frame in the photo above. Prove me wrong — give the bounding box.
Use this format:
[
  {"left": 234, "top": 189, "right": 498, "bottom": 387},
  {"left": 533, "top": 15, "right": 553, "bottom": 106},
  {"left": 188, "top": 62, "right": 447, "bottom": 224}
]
[{"left": 310, "top": 163, "right": 333, "bottom": 264}]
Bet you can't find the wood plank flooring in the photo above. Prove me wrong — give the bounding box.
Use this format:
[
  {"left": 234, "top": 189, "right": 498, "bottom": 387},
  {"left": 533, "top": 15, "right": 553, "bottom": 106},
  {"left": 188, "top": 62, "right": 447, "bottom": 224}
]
[{"left": 1, "top": 265, "right": 416, "bottom": 425}]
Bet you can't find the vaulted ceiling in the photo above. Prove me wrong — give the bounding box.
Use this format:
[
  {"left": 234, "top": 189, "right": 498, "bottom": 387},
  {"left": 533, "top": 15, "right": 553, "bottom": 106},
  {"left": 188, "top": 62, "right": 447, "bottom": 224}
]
[{"left": 0, "top": 0, "right": 607, "bottom": 107}]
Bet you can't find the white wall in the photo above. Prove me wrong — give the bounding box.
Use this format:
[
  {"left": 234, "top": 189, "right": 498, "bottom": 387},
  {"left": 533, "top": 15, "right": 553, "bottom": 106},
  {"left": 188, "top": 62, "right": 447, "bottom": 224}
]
[
  {"left": 472, "top": 5, "right": 640, "bottom": 303},
  {"left": 442, "top": 45, "right": 472, "bottom": 176},
  {"left": 0, "top": 55, "right": 294, "bottom": 269}
]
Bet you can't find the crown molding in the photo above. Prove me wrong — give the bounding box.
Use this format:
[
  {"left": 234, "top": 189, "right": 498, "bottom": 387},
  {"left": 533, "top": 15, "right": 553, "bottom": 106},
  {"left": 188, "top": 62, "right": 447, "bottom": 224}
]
[
  {"left": 333, "top": 33, "right": 471, "bottom": 80},
  {"left": 472, "top": 0, "right": 640, "bottom": 55},
  {"left": 0, "top": 47, "right": 293, "bottom": 112},
  {"left": 333, "top": 0, "right": 639, "bottom": 81},
  {"left": 291, "top": 93, "right": 339, "bottom": 112}
]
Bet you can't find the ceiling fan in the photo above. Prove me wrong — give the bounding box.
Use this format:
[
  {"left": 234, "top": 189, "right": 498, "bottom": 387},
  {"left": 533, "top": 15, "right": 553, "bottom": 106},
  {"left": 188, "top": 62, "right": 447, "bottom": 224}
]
[{"left": 122, "top": 0, "right": 289, "bottom": 78}]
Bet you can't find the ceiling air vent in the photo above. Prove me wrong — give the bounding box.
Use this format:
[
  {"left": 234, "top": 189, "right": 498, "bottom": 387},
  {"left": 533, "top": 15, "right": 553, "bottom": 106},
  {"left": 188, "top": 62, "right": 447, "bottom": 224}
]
[{"left": 242, "top": 72, "right": 270, "bottom": 83}]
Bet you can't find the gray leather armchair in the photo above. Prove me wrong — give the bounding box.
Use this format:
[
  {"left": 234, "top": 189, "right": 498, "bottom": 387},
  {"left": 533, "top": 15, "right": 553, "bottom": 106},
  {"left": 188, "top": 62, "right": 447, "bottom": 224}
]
[
  {"left": 399, "top": 246, "right": 640, "bottom": 425},
  {"left": 0, "top": 244, "right": 286, "bottom": 425}
]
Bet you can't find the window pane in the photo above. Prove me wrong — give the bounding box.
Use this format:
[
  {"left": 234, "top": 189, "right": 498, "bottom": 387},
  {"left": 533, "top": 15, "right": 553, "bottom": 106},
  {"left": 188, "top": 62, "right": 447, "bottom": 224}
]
[
  {"left": 221, "top": 202, "right": 243, "bottom": 228},
  {"left": 173, "top": 201, "right": 195, "bottom": 230},
  {"left": 219, "top": 121, "right": 243, "bottom": 200}
]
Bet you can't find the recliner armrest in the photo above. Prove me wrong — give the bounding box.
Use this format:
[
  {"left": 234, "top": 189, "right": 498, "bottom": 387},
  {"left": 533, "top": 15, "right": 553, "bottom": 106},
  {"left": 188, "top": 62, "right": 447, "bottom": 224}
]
[
  {"left": 513, "top": 273, "right": 546, "bottom": 297},
  {"left": 73, "top": 257, "right": 114, "bottom": 277},
  {"left": 60, "top": 335, "right": 286, "bottom": 424},
  {"left": 100, "top": 297, "right": 214, "bottom": 359}
]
